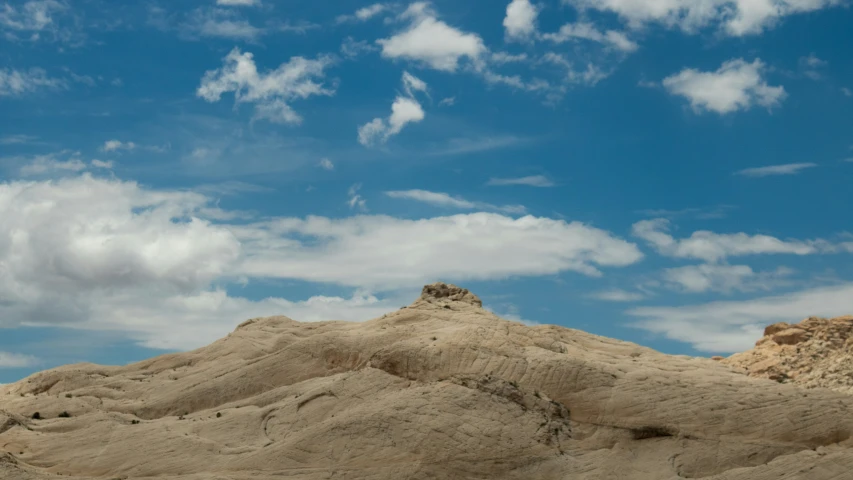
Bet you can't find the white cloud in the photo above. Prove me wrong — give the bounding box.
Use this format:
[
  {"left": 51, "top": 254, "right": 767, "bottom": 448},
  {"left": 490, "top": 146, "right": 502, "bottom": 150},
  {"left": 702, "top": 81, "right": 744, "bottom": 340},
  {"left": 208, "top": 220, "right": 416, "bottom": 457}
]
[
  {"left": 18, "top": 154, "right": 87, "bottom": 176},
  {"left": 402, "top": 70, "right": 428, "bottom": 97},
  {"left": 385, "top": 189, "right": 526, "bottom": 214},
  {"left": 0, "top": 134, "right": 38, "bottom": 145},
  {"left": 589, "top": 289, "right": 645, "bottom": 302},
  {"left": 632, "top": 218, "right": 825, "bottom": 263},
  {"left": 628, "top": 283, "right": 853, "bottom": 353},
  {"left": 490, "top": 52, "right": 528, "bottom": 64},
  {"left": 236, "top": 212, "right": 643, "bottom": 289},
  {"left": 216, "top": 0, "right": 259, "bottom": 6},
  {"left": 541, "top": 52, "right": 610, "bottom": 86},
  {"left": 662, "top": 58, "right": 785, "bottom": 114},
  {"left": 799, "top": 53, "right": 827, "bottom": 80},
  {"left": 341, "top": 37, "right": 377, "bottom": 59},
  {"left": 0, "top": 68, "right": 65, "bottom": 96},
  {"left": 564, "top": 0, "right": 840, "bottom": 36},
  {"left": 377, "top": 2, "right": 486, "bottom": 72},
  {"left": 197, "top": 48, "right": 335, "bottom": 125},
  {"left": 148, "top": 6, "right": 265, "bottom": 41},
  {"left": 661, "top": 264, "right": 793, "bottom": 293},
  {"left": 101, "top": 139, "right": 136, "bottom": 152},
  {"left": 90, "top": 159, "right": 113, "bottom": 169},
  {"left": 318, "top": 158, "right": 334, "bottom": 170},
  {"left": 504, "top": 0, "right": 538, "bottom": 40},
  {"left": 0, "top": 352, "right": 38, "bottom": 368},
  {"left": 735, "top": 162, "right": 817, "bottom": 177},
  {"left": 486, "top": 175, "right": 555, "bottom": 187},
  {"left": 438, "top": 96, "right": 455, "bottom": 106},
  {"left": 0, "top": 173, "right": 644, "bottom": 350},
  {"left": 663, "top": 58, "right": 787, "bottom": 114},
  {"left": 842, "top": 87, "right": 852, "bottom": 97},
  {"left": 541, "top": 22, "right": 638, "bottom": 52},
  {"left": 358, "top": 72, "right": 427, "bottom": 146},
  {"left": 336, "top": 3, "right": 387, "bottom": 23},
  {"left": 0, "top": 1, "right": 63, "bottom": 30},
  {"left": 347, "top": 183, "right": 367, "bottom": 211}
]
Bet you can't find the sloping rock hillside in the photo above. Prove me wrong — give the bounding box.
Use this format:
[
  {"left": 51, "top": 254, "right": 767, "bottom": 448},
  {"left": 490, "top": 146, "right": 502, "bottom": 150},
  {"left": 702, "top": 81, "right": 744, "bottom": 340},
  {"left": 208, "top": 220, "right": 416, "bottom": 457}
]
[
  {"left": 1, "top": 283, "right": 853, "bottom": 479},
  {"left": 722, "top": 315, "right": 853, "bottom": 394}
]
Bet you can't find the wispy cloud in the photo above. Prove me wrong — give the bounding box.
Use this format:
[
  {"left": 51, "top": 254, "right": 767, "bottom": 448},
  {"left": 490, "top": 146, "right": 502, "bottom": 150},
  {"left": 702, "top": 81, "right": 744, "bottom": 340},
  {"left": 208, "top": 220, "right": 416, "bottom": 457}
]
[
  {"left": 318, "top": 158, "right": 334, "bottom": 170},
  {"left": 0, "top": 351, "right": 39, "bottom": 368},
  {"left": 734, "top": 162, "right": 817, "bottom": 177},
  {"left": 0, "top": 134, "right": 38, "bottom": 145},
  {"left": 385, "top": 189, "right": 526, "bottom": 214},
  {"left": 628, "top": 283, "right": 853, "bottom": 353},
  {"left": 336, "top": 3, "right": 387, "bottom": 24},
  {"left": 0, "top": 68, "right": 66, "bottom": 96},
  {"left": 486, "top": 175, "right": 554, "bottom": 187},
  {"left": 589, "top": 289, "right": 645, "bottom": 302}
]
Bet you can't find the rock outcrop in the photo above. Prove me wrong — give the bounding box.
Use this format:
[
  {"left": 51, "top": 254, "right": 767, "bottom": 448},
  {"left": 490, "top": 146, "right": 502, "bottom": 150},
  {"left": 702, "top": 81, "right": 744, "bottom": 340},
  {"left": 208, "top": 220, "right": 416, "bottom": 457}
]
[
  {"left": 1, "top": 284, "right": 852, "bottom": 479},
  {"left": 722, "top": 315, "right": 853, "bottom": 394}
]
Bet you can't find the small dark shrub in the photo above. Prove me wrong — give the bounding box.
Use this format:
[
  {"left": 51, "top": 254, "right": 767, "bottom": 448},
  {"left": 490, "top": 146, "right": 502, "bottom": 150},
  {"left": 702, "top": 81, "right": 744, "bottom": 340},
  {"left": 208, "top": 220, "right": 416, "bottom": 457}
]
[
  {"left": 58, "top": 411, "right": 71, "bottom": 418},
  {"left": 31, "top": 412, "right": 41, "bottom": 420},
  {"left": 509, "top": 380, "right": 519, "bottom": 389},
  {"left": 431, "top": 337, "right": 437, "bottom": 341},
  {"left": 216, "top": 412, "right": 222, "bottom": 418},
  {"left": 131, "top": 420, "right": 140, "bottom": 425},
  {"left": 65, "top": 393, "right": 72, "bottom": 398}
]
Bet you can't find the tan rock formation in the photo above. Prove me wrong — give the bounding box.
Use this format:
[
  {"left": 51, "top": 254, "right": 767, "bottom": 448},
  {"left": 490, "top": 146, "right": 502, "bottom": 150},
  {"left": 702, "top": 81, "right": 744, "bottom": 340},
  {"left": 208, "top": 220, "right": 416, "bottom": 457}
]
[
  {"left": 723, "top": 315, "right": 853, "bottom": 394},
  {"left": 1, "top": 283, "right": 853, "bottom": 479}
]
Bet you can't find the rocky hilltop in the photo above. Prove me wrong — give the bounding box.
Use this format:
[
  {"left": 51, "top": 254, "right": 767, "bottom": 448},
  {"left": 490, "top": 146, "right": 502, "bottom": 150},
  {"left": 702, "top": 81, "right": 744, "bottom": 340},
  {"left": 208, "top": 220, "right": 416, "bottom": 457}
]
[
  {"left": 1, "top": 283, "right": 853, "bottom": 479},
  {"left": 722, "top": 315, "right": 853, "bottom": 394}
]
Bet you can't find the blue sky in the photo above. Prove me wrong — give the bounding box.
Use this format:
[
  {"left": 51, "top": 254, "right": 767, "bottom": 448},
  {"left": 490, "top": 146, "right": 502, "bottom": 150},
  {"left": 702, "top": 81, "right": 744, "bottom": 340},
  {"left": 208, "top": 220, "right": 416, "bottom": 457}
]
[{"left": 1, "top": 0, "right": 852, "bottom": 382}]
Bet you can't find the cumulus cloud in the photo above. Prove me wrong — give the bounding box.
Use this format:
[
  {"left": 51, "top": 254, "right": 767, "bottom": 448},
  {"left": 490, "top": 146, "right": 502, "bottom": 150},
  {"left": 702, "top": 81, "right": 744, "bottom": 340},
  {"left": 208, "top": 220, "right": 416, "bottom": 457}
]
[
  {"left": 662, "top": 58, "right": 786, "bottom": 114},
  {"left": 628, "top": 283, "right": 853, "bottom": 353},
  {"left": 0, "top": 173, "right": 644, "bottom": 349},
  {"left": 0, "top": 68, "right": 65, "bottom": 96},
  {"left": 504, "top": 0, "right": 538, "bottom": 40},
  {"left": 358, "top": 72, "right": 427, "bottom": 146},
  {"left": 486, "top": 175, "right": 555, "bottom": 187},
  {"left": 564, "top": 0, "right": 840, "bottom": 36},
  {"left": 541, "top": 22, "right": 638, "bottom": 52},
  {"left": 735, "top": 162, "right": 817, "bottom": 177},
  {"left": 384, "top": 189, "right": 526, "bottom": 214},
  {"left": 631, "top": 218, "right": 826, "bottom": 263},
  {"left": 197, "top": 48, "right": 335, "bottom": 125},
  {"left": 377, "top": 2, "right": 486, "bottom": 72}
]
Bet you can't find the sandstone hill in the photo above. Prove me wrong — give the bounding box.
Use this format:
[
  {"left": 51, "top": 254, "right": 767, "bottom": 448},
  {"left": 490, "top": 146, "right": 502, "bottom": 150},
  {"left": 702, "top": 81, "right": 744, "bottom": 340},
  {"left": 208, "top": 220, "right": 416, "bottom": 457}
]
[
  {"left": 2, "top": 283, "right": 853, "bottom": 479},
  {"left": 722, "top": 315, "right": 853, "bottom": 395}
]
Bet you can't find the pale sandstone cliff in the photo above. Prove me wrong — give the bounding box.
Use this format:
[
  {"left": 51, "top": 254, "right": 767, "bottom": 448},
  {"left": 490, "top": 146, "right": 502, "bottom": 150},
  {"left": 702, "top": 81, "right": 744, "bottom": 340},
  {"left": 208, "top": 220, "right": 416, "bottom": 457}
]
[
  {"left": 722, "top": 315, "right": 853, "bottom": 395},
  {"left": 1, "top": 283, "right": 852, "bottom": 479}
]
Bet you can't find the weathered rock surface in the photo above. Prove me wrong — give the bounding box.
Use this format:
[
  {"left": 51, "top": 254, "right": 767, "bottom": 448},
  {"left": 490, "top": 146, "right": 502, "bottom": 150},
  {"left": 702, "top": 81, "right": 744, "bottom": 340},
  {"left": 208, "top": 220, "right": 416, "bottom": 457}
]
[
  {"left": 1, "top": 284, "right": 852, "bottom": 479},
  {"left": 723, "top": 315, "right": 853, "bottom": 394}
]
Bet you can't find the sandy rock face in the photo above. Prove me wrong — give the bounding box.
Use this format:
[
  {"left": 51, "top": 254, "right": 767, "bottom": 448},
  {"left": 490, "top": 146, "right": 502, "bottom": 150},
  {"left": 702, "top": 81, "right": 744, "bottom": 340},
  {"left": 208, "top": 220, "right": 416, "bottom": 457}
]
[
  {"left": 723, "top": 316, "right": 853, "bottom": 393},
  {"left": 1, "top": 284, "right": 852, "bottom": 479}
]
